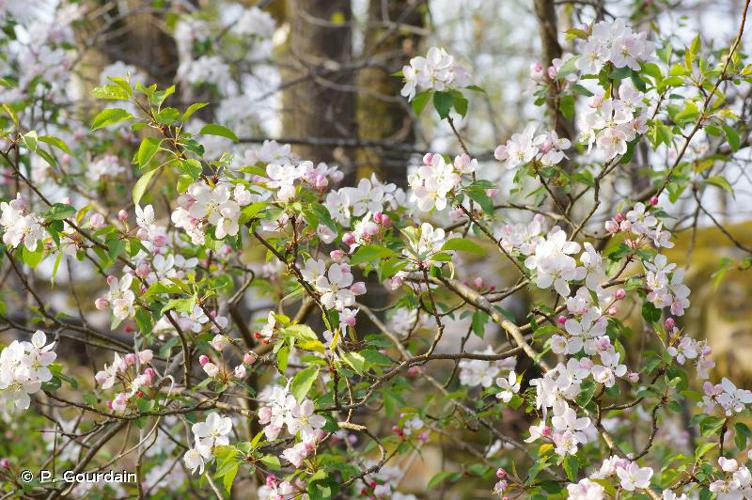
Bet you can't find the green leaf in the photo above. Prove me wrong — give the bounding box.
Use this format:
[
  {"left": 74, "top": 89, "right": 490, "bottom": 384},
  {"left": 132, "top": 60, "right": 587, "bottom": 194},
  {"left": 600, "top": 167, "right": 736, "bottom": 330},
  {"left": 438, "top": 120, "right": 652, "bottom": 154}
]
[
  {"left": 441, "top": 237, "right": 485, "bottom": 255},
  {"left": 723, "top": 125, "right": 741, "bottom": 152},
  {"left": 92, "top": 84, "right": 130, "bottom": 101},
  {"left": 641, "top": 302, "right": 661, "bottom": 324},
  {"left": 350, "top": 244, "right": 397, "bottom": 265},
  {"left": 433, "top": 91, "right": 455, "bottom": 119},
  {"left": 563, "top": 455, "right": 579, "bottom": 482},
  {"left": 179, "top": 159, "right": 203, "bottom": 180},
  {"left": 22, "top": 131, "right": 38, "bottom": 151},
  {"left": 427, "top": 471, "right": 460, "bottom": 490},
  {"left": 183, "top": 102, "right": 208, "bottom": 122},
  {"left": 44, "top": 203, "right": 75, "bottom": 221},
  {"left": 259, "top": 455, "right": 281, "bottom": 471},
  {"left": 90, "top": 108, "right": 133, "bottom": 131},
  {"left": 200, "top": 123, "right": 238, "bottom": 142},
  {"left": 136, "top": 137, "right": 161, "bottom": 168},
  {"left": 706, "top": 175, "right": 734, "bottom": 195},
  {"left": 290, "top": 366, "right": 320, "bottom": 402},
  {"left": 411, "top": 90, "right": 432, "bottom": 115},
  {"left": 39, "top": 136, "right": 72, "bottom": 155},
  {"left": 132, "top": 169, "right": 158, "bottom": 206},
  {"left": 341, "top": 351, "right": 366, "bottom": 374}
]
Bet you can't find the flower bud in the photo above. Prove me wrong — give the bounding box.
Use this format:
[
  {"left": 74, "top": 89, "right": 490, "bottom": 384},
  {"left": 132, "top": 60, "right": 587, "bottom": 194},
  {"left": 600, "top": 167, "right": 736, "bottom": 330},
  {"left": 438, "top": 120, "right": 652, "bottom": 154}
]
[
  {"left": 342, "top": 232, "right": 356, "bottom": 246},
  {"left": 422, "top": 152, "right": 434, "bottom": 165},
  {"left": 144, "top": 367, "right": 156, "bottom": 381},
  {"left": 557, "top": 315, "right": 567, "bottom": 325},
  {"left": 607, "top": 306, "right": 618, "bottom": 316},
  {"left": 542, "top": 426, "right": 552, "bottom": 437},
  {"left": 89, "top": 213, "right": 105, "bottom": 229},
  {"left": 330, "top": 249, "right": 345, "bottom": 262},
  {"left": 407, "top": 366, "right": 419, "bottom": 377},
  {"left": 627, "top": 372, "right": 639, "bottom": 383},
  {"left": 95, "top": 297, "right": 109, "bottom": 310},
  {"left": 153, "top": 234, "right": 167, "bottom": 247},
  {"left": 496, "top": 468, "right": 507, "bottom": 479},
  {"left": 664, "top": 317, "right": 676, "bottom": 330},
  {"left": 650, "top": 196, "right": 659, "bottom": 206},
  {"left": 243, "top": 352, "right": 257, "bottom": 365},
  {"left": 614, "top": 288, "right": 626, "bottom": 300},
  {"left": 124, "top": 353, "right": 136, "bottom": 366},
  {"left": 614, "top": 212, "right": 626, "bottom": 223},
  {"left": 605, "top": 220, "right": 619, "bottom": 234},
  {"left": 106, "top": 275, "right": 116, "bottom": 286},
  {"left": 135, "top": 262, "right": 150, "bottom": 279},
  {"left": 198, "top": 355, "right": 210, "bottom": 367},
  {"left": 350, "top": 282, "right": 366, "bottom": 295},
  {"left": 117, "top": 209, "right": 129, "bottom": 222},
  {"left": 0, "top": 458, "right": 9, "bottom": 469}
]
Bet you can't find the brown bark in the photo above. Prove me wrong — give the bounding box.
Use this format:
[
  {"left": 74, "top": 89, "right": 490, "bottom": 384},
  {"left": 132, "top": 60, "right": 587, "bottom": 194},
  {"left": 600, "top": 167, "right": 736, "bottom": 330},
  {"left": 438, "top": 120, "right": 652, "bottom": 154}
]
[
  {"left": 282, "top": 0, "right": 357, "bottom": 170},
  {"left": 356, "top": 0, "right": 425, "bottom": 188}
]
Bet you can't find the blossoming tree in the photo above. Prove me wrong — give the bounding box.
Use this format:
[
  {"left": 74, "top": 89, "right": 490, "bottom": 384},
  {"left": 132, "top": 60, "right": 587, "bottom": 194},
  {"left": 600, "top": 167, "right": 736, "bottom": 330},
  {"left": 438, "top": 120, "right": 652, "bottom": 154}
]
[{"left": 2, "top": 0, "right": 752, "bottom": 499}]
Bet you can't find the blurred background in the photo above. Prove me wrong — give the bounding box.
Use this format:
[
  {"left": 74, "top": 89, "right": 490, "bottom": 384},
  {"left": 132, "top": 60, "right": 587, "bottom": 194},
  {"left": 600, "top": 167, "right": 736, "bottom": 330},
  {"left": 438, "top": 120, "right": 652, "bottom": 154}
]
[{"left": 4, "top": 0, "right": 752, "bottom": 497}]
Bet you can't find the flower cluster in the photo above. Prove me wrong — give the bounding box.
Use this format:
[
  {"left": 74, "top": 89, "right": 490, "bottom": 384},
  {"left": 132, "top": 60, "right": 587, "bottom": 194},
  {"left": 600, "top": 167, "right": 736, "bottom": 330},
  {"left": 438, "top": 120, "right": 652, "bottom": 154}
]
[
  {"left": 577, "top": 82, "right": 649, "bottom": 160},
  {"left": 458, "top": 347, "right": 516, "bottom": 388},
  {"left": 94, "top": 350, "right": 155, "bottom": 413},
  {"left": 709, "top": 457, "right": 752, "bottom": 498},
  {"left": 400, "top": 47, "right": 471, "bottom": 101},
  {"left": 0, "top": 330, "right": 56, "bottom": 412},
  {"left": 494, "top": 126, "right": 571, "bottom": 170},
  {"left": 575, "top": 19, "right": 655, "bottom": 74},
  {"left": 183, "top": 413, "right": 233, "bottom": 474},
  {"left": 408, "top": 153, "right": 476, "bottom": 211},
  {"left": 700, "top": 378, "right": 752, "bottom": 416},
  {"left": 0, "top": 194, "right": 45, "bottom": 251},
  {"left": 301, "top": 258, "right": 366, "bottom": 312},
  {"left": 172, "top": 182, "right": 253, "bottom": 243},
  {"left": 258, "top": 386, "right": 326, "bottom": 468}
]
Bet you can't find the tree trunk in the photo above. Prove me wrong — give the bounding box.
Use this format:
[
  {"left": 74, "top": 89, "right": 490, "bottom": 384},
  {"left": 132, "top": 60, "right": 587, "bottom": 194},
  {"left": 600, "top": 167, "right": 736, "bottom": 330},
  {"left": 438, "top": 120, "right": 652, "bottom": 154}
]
[
  {"left": 356, "top": 0, "right": 425, "bottom": 188},
  {"left": 283, "top": 0, "right": 357, "bottom": 170}
]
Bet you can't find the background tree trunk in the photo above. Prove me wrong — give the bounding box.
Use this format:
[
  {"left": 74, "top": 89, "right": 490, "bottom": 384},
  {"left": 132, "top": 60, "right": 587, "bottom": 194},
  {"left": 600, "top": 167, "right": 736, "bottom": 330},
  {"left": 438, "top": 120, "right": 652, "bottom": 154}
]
[{"left": 283, "top": 0, "right": 357, "bottom": 172}]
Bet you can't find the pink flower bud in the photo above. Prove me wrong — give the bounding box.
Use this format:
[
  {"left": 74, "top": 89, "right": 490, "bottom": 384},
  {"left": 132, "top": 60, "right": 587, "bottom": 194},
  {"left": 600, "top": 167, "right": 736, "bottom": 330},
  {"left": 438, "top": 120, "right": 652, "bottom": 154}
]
[
  {"left": 234, "top": 364, "right": 247, "bottom": 379},
  {"left": 144, "top": 367, "right": 156, "bottom": 380},
  {"left": 607, "top": 306, "right": 617, "bottom": 316},
  {"left": 198, "top": 355, "right": 210, "bottom": 367},
  {"left": 407, "top": 366, "right": 419, "bottom": 377},
  {"left": 62, "top": 196, "right": 72, "bottom": 205},
  {"left": 650, "top": 196, "right": 659, "bottom": 206},
  {"left": 422, "top": 153, "right": 434, "bottom": 165},
  {"left": 614, "top": 288, "right": 626, "bottom": 300},
  {"left": 330, "top": 250, "right": 345, "bottom": 262},
  {"left": 89, "top": 213, "right": 105, "bottom": 229},
  {"left": 558, "top": 315, "right": 567, "bottom": 325},
  {"left": 496, "top": 468, "right": 507, "bottom": 479},
  {"left": 547, "top": 66, "right": 557, "bottom": 79},
  {"left": 124, "top": 353, "right": 136, "bottom": 366},
  {"left": 350, "top": 282, "right": 366, "bottom": 295},
  {"left": 542, "top": 426, "right": 552, "bottom": 437},
  {"left": 605, "top": 220, "right": 619, "bottom": 234},
  {"left": 473, "top": 277, "right": 484, "bottom": 289},
  {"left": 342, "top": 232, "right": 356, "bottom": 246},
  {"left": 0, "top": 458, "right": 9, "bottom": 468},
  {"left": 136, "top": 228, "right": 150, "bottom": 241},
  {"left": 95, "top": 297, "right": 109, "bottom": 310},
  {"left": 664, "top": 317, "right": 675, "bottom": 330},
  {"left": 627, "top": 372, "right": 639, "bottom": 383},
  {"left": 106, "top": 275, "right": 116, "bottom": 286},
  {"left": 135, "top": 262, "right": 150, "bottom": 279},
  {"left": 614, "top": 212, "right": 626, "bottom": 223},
  {"left": 243, "top": 352, "right": 257, "bottom": 365},
  {"left": 117, "top": 209, "right": 128, "bottom": 222},
  {"left": 373, "top": 212, "right": 384, "bottom": 224},
  {"left": 153, "top": 234, "right": 167, "bottom": 247},
  {"left": 418, "top": 431, "right": 429, "bottom": 443}
]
